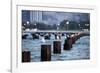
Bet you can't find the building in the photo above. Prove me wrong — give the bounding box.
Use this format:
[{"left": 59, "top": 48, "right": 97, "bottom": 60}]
[
  {"left": 30, "top": 11, "right": 43, "bottom": 23},
  {"left": 22, "top": 10, "right": 90, "bottom": 25},
  {"left": 22, "top": 10, "right": 30, "bottom": 23}
]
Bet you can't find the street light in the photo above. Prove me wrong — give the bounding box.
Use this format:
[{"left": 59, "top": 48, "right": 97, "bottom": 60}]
[
  {"left": 85, "top": 24, "right": 90, "bottom": 30},
  {"left": 66, "top": 21, "right": 69, "bottom": 30},
  {"left": 85, "top": 24, "right": 89, "bottom": 26},
  {"left": 57, "top": 24, "right": 60, "bottom": 31},
  {"left": 24, "top": 23, "right": 26, "bottom": 26},
  {"left": 34, "top": 23, "right": 37, "bottom": 26},
  {"left": 33, "top": 23, "right": 37, "bottom": 31},
  {"left": 34, "top": 23, "right": 37, "bottom": 28},
  {"left": 26, "top": 21, "right": 30, "bottom": 25},
  {"left": 78, "top": 24, "right": 81, "bottom": 30}
]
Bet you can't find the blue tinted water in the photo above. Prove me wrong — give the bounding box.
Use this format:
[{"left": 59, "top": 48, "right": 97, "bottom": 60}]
[{"left": 22, "top": 34, "right": 90, "bottom": 62}]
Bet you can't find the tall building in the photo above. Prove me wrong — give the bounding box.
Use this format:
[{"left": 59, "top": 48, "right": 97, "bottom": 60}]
[
  {"left": 30, "top": 11, "right": 43, "bottom": 23},
  {"left": 22, "top": 10, "right": 30, "bottom": 23},
  {"left": 22, "top": 10, "right": 90, "bottom": 25}
]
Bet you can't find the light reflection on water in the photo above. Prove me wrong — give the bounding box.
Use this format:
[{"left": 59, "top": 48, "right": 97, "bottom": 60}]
[{"left": 22, "top": 34, "right": 90, "bottom": 62}]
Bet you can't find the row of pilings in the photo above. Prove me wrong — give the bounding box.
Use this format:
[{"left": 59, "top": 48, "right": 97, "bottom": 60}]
[{"left": 22, "top": 32, "right": 89, "bottom": 62}]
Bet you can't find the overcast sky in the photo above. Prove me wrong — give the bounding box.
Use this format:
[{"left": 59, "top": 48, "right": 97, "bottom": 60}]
[{"left": 22, "top": 10, "right": 90, "bottom": 25}]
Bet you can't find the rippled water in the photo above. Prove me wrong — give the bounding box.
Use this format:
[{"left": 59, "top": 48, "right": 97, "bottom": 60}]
[{"left": 22, "top": 34, "right": 90, "bottom": 62}]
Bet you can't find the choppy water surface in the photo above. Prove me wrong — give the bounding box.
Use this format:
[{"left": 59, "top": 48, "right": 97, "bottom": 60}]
[{"left": 22, "top": 34, "right": 90, "bottom": 62}]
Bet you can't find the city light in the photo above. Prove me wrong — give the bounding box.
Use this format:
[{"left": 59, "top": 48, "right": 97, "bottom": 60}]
[
  {"left": 66, "top": 21, "right": 69, "bottom": 30},
  {"left": 26, "top": 21, "right": 30, "bottom": 25}
]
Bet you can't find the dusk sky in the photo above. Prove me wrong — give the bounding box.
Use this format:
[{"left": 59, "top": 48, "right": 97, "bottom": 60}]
[{"left": 22, "top": 10, "right": 90, "bottom": 25}]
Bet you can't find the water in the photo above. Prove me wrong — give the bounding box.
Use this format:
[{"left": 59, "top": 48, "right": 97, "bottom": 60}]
[{"left": 22, "top": 34, "right": 90, "bottom": 62}]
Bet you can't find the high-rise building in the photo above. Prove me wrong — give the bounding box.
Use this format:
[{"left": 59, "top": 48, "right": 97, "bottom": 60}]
[
  {"left": 22, "top": 10, "right": 30, "bottom": 23},
  {"left": 22, "top": 10, "right": 90, "bottom": 25},
  {"left": 30, "top": 11, "right": 43, "bottom": 23}
]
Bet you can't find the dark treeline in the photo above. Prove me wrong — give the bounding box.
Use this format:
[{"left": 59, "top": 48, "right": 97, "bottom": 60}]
[{"left": 22, "top": 20, "right": 90, "bottom": 30}]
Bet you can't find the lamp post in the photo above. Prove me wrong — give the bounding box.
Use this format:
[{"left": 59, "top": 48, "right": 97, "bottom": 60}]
[
  {"left": 23, "top": 23, "right": 26, "bottom": 31},
  {"left": 33, "top": 23, "right": 37, "bottom": 31},
  {"left": 78, "top": 24, "right": 81, "bottom": 30},
  {"left": 66, "top": 21, "right": 69, "bottom": 30},
  {"left": 26, "top": 21, "right": 30, "bottom": 31},
  {"left": 85, "top": 24, "right": 89, "bottom": 30},
  {"left": 34, "top": 23, "right": 37, "bottom": 26},
  {"left": 26, "top": 21, "right": 30, "bottom": 25},
  {"left": 34, "top": 23, "right": 37, "bottom": 28},
  {"left": 24, "top": 23, "right": 26, "bottom": 26},
  {"left": 57, "top": 24, "right": 60, "bottom": 31},
  {"left": 85, "top": 24, "right": 89, "bottom": 27}
]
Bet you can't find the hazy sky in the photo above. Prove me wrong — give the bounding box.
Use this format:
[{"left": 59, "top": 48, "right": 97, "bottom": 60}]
[
  {"left": 22, "top": 10, "right": 90, "bottom": 25},
  {"left": 42, "top": 11, "right": 90, "bottom": 24}
]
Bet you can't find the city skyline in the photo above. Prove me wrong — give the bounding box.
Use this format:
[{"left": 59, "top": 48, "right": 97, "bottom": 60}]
[{"left": 22, "top": 10, "right": 90, "bottom": 25}]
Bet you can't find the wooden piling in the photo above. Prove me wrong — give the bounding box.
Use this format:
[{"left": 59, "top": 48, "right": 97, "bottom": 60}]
[
  {"left": 64, "top": 38, "right": 69, "bottom": 50},
  {"left": 41, "top": 45, "right": 51, "bottom": 61},
  {"left": 22, "top": 34, "right": 28, "bottom": 39},
  {"left": 31, "top": 33, "right": 39, "bottom": 39},
  {"left": 62, "top": 33, "right": 65, "bottom": 36},
  {"left": 68, "top": 37, "right": 73, "bottom": 48},
  {"left": 55, "top": 33, "right": 61, "bottom": 40},
  {"left": 71, "top": 36, "right": 75, "bottom": 44},
  {"left": 63, "top": 37, "right": 72, "bottom": 50},
  {"left": 44, "top": 35, "right": 50, "bottom": 40},
  {"left": 53, "top": 41, "right": 61, "bottom": 54},
  {"left": 22, "top": 51, "right": 31, "bottom": 62}
]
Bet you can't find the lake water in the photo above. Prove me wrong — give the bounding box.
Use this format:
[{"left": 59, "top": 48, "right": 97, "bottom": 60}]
[{"left": 22, "top": 33, "right": 90, "bottom": 62}]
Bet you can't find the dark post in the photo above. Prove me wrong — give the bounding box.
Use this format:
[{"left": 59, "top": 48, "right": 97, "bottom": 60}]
[
  {"left": 44, "top": 35, "right": 50, "bottom": 40},
  {"left": 55, "top": 34, "right": 61, "bottom": 40},
  {"left": 62, "top": 33, "right": 65, "bottom": 36},
  {"left": 71, "top": 36, "right": 75, "bottom": 44},
  {"left": 64, "top": 38, "right": 69, "bottom": 50},
  {"left": 22, "top": 51, "right": 31, "bottom": 62},
  {"left": 41, "top": 45, "right": 51, "bottom": 61},
  {"left": 53, "top": 41, "right": 61, "bottom": 54},
  {"left": 63, "top": 37, "right": 72, "bottom": 50},
  {"left": 74, "top": 34, "right": 79, "bottom": 41},
  {"left": 22, "top": 34, "right": 28, "bottom": 39},
  {"left": 31, "top": 33, "right": 39, "bottom": 39},
  {"left": 68, "top": 37, "right": 73, "bottom": 48}
]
